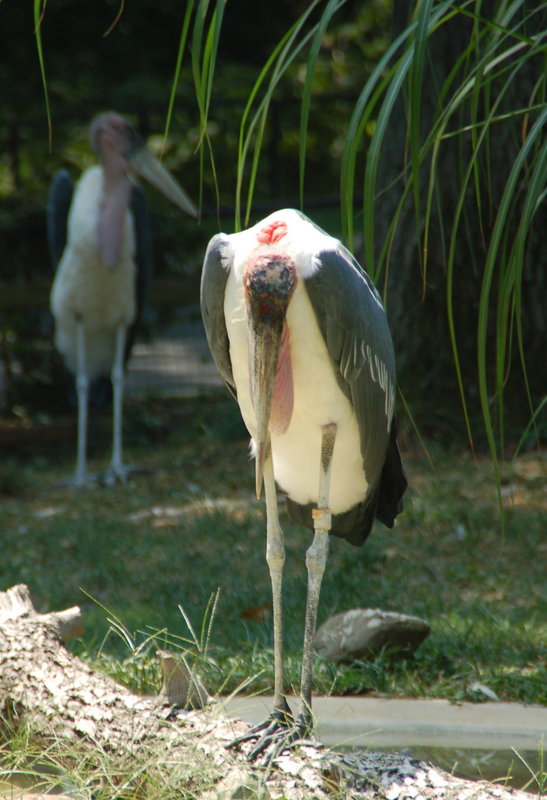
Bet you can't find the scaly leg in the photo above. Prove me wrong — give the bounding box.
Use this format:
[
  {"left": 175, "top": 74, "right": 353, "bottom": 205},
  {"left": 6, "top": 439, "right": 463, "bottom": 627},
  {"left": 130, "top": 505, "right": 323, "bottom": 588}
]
[
  {"left": 297, "top": 422, "right": 336, "bottom": 730},
  {"left": 74, "top": 318, "right": 90, "bottom": 487},
  {"left": 265, "top": 446, "right": 288, "bottom": 714},
  {"left": 238, "top": 424, "right": 337, "bottom": 764},
  {"left": 110, "top": 325, "right": 126, "bottom": 476},
  {"left": 104, "top": 325, "right": 133, "bottom": 484},
  {"left": 104, "top": 325, "right": 150, "bottom": 484},
  {"left": 228, "top": 445, "right": 293, "bottom": 754}
]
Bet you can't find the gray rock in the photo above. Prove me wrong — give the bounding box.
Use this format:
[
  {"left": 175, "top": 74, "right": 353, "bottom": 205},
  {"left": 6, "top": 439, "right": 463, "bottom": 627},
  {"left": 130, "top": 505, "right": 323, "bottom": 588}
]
[
  {"left": 156, "top": 648, "right": 210, "bottom": 709},
  {"left": 314, "top": 608, "right": 430, "bottom": 662}
]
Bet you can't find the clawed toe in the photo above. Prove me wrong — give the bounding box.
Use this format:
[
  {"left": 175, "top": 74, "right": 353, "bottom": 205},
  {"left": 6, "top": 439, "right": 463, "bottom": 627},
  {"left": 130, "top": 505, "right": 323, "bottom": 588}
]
[
  {"left": 102, "top": 464, "right": 150, "bottom": 485},
  {"left": 250, "top": 719, "right": 310, "bottom": 765},
  {"left": 55, "top": 473, "right": 100, "bottom": 489},
  {"left": 228, "top": 704, "right": 312, "bottom": 766}
]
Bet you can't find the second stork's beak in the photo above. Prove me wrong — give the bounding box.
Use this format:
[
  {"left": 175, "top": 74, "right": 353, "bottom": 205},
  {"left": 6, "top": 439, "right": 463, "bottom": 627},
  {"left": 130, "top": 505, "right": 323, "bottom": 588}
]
[
  {"left": 250, "top": 320, "right": 284, "bottom": 499},
  {"left": 129, "top": 141, "right": 198, "bottom": 219}
]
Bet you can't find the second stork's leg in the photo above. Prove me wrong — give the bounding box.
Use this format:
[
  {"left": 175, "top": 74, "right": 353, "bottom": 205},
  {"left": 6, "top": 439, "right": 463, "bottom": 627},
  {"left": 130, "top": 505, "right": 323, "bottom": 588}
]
[
  {"left": 74, "top": 317, "right": 90, "bottom": 487},
  {"left": 106, "top": 325, "right": 128, "bottom": 483}
]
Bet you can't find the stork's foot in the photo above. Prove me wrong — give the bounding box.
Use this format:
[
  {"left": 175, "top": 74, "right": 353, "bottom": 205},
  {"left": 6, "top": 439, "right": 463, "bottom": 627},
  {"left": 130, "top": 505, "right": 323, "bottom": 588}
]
[
  {"left": 228, "top": 701, "right": 313, "bottom": 765},
  {"left": 102, "top": 463, "right": 151, "bottom": 486},
  {"left": 56, "top": 472, "right": 100, "bottom": 490}
]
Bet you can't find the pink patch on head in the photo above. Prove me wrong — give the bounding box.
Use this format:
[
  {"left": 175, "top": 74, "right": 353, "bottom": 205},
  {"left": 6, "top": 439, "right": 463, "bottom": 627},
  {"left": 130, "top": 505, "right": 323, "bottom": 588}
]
[{"left": 256, "top": 220, "right": 288, "bottom": 244}]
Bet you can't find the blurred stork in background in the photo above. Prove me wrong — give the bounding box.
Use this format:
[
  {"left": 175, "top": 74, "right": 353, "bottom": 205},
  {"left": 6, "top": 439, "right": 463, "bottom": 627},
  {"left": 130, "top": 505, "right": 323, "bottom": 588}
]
[
  {"left": 201, "top": 209, "right": 407, "bottom": 761},
  {"left": 48, "top": 111, "right": 197, "bottom": 487}
]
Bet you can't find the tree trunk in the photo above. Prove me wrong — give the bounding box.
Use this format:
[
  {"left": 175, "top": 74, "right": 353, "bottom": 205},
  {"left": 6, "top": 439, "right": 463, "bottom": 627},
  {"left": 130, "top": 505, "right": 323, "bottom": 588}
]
[{"left": 0, "top": 585, "right": 535, "bottom": 800}]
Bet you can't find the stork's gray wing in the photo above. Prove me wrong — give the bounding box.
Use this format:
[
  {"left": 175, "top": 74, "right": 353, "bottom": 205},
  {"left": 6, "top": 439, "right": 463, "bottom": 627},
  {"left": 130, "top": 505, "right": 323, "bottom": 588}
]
[
  {"left": 47, "top": 169, "right": 73, "bottom": 268},
  {"left": 288, "top": 245, "right": 406, "bottom": 544},
  {"left": 125, "top": 184, "right": 154, "bottom": 363},
  {"left": 200, "top": 233, "right": 236, "bottom": 397}
]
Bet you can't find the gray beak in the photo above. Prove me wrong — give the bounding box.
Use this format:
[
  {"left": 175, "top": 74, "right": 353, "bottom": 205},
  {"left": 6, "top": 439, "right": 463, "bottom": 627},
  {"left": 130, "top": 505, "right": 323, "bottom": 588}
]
[
  {"left": 250, "top": 322, "right": 283, "bottom": 499},
  {"left": 129, "top": 146, "right": 197, "bottom": 219}
]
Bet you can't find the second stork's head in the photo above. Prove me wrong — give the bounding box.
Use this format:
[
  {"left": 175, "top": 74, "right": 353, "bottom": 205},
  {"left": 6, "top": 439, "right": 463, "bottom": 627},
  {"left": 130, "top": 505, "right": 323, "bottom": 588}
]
[
  {"left": 90, "top": 112, "right": 197, "bottom": 217},
  {"left": 90, "top": 112, "right": 197, "bottom": 267},
  {"left": 243, "top": 220, "right": 297, "bottom": 497}
]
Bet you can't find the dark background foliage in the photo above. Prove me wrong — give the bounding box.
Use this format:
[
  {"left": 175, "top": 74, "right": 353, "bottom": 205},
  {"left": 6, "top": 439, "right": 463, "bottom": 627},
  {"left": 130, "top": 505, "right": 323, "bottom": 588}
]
[{"left": 0, "top": 0, "right": 544, "bottom": 448}]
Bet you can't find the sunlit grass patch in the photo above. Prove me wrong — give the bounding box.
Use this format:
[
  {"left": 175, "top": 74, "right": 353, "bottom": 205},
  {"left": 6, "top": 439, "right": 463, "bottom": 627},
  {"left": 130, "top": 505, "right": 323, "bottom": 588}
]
[{"left": 0, "top": 395, "right": 544, "bottom": 709}]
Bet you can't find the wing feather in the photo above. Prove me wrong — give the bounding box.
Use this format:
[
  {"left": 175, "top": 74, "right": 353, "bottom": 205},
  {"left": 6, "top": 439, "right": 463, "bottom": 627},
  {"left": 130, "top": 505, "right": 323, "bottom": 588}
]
[
  {"left": 126, "top": 183, "right": 153, "bottom": 363},
  {"left": 47, "top": 169, "right": 73, "bottom": 269},
  {"left": 200, "top": 234, "right": 236, "bottom": 397},
  {"left": 293, "top": 245, "right": 406, "bottom": 543}
]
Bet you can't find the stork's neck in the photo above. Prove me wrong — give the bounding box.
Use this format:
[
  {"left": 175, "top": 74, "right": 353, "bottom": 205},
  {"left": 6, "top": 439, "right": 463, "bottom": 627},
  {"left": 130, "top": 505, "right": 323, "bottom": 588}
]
[{"left": 97, "top": 171, "right": 132, "bottom": 268}]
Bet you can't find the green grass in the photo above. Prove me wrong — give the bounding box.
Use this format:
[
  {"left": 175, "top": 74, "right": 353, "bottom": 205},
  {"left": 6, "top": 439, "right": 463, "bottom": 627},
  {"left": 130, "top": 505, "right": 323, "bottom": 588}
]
[{"left": 0, "top": 394, "right": 545, "bottom": 707}]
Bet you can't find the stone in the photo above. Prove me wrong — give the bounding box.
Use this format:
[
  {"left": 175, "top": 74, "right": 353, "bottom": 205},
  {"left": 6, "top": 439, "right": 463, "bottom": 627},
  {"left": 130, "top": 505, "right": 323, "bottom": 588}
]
[
  {"left": 156, "top": 649, "right": 210, "bottom": 709},
  {"left": 314, "top": 608, "right": 430, "bottom": 662}
]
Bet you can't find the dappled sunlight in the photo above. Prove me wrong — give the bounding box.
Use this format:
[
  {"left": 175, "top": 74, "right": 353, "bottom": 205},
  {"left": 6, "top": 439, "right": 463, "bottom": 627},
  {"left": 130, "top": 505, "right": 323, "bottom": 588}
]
[
  {"left": 0, "top": 396, "right": 543, "bottom": 705},
  {"left": 125, "top": 497, "right": 262, "bottom": 527}
]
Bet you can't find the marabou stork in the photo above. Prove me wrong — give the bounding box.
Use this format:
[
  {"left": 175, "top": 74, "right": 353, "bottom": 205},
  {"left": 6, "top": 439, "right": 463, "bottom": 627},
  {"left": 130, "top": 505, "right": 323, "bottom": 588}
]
[
  {"left": 48, "top": 112, "right": 197, "bottom": 486},
  {"left": 200, "top": 209, "right": 407, "bottom": 762}
]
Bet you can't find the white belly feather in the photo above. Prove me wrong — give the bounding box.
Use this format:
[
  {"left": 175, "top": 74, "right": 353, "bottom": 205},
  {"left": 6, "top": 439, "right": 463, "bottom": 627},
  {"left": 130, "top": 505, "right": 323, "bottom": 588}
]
[
  {"left": 225, "top": 274, "right": 367, "bottom": 514},
  {"left": 50, "top": 168, "right": 137, "bottom": 379}
]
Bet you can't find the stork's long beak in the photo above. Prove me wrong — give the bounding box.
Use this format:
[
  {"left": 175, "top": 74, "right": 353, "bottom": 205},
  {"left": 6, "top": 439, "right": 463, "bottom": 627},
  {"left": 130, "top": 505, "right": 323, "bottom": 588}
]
[
  {"left": 129, "top": 146, "right": 198, "bottom": 219},
  {"left": 245, "top": 252, "right": 296, "bottom": 498},
  {"left": 250, "top": 321, "right": 283, "bottom": 499}
]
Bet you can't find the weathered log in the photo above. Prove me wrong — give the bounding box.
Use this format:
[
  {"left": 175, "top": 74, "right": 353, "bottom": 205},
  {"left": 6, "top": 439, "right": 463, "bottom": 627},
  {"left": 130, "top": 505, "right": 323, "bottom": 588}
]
[
  {"left": 0, "top": 583, "right": 83, "bottom": 642},
  {"left": 0, "top": 585, "right": 534, "bottom": 800}
]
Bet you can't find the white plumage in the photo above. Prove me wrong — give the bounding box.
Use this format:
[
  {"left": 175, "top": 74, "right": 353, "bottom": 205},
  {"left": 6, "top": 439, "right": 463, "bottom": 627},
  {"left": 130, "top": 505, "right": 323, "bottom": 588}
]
[{"left": 51, "top": 167, "right": 137, "bottom": 379}]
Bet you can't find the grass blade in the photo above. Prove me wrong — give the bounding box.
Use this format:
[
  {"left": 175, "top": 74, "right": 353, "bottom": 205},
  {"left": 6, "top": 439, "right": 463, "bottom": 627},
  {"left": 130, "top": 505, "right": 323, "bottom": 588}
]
[
  {"left": 33, "top": 0, "right": 52, "bottom": 148},
  {"left": 162, "top": 0, "right": 196, "bottom": 149},
  {"left": 298, "top": 0, "right": 343, "bottom": 209}
]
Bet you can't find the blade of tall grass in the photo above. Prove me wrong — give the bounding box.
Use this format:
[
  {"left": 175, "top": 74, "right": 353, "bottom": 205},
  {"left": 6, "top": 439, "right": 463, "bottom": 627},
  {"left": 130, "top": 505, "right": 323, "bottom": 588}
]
[
  {"left": 512, "top": 396, "right": 546, "bottom": 457},
  {"left": 33, "top": 0, "right": 52, "bottom": 148},
  {"left": 362, "top": 0, "right": 457, "bottom": 280},
  {"left": 235, "top": 2, "right": 321, "bottom": 229},
  {"left": 388, "top": 7, "right": 542, "bottom": 448},
  {"left": 191, "top": 0, "right": 226, "bottom": 215},
  {"left": 497, "top": 135, "right": 547, "bottom": 450},
  {"left": 476, "top": 107, "right": 546, "bottom": 491},
  {"left": 441, "top": 66, "right": 526, "bottom": 449},
  {"left": 340, "top": 23, "right": 417, "bottom": 251},
  {"left": 408, "top": 0, "right": 434, "bottom": 239},
  {"left": 298, "top": 0, "right": 343, "bottom": 209},
  {"left": 162, "top": 0, "right": 196, "bottom": 152}
]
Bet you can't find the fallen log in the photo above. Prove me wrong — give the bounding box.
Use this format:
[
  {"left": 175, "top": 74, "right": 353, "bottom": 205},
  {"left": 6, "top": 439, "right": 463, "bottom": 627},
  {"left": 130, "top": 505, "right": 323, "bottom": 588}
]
[{"left": 0, "top": 585, "right": 533, "bottom": 800}]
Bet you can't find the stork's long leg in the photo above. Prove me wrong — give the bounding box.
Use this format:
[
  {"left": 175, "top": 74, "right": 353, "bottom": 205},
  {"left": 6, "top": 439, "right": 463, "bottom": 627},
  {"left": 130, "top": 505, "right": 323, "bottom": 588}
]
[
  {"left": 298, "top": 422, "right": 336, "bottom": 727},
  {"left": 105, "top": 324, "right": 149, "bottom": 484},
  {"left": 264, "top": 447, "right": 288, "bottom": 714},
  {"left": 109, "top": 324, "right": 126, "bottom": 478},
  {"left": 228, "top": 444, "right": 293, "bottom": 753},
  {"left": 239, "top": 424, "right": 337, "bottom": 764},
  {"left": 74, "top": 317, "right": 90, "bottom": 487}
]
